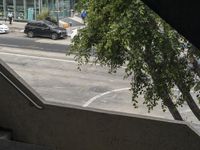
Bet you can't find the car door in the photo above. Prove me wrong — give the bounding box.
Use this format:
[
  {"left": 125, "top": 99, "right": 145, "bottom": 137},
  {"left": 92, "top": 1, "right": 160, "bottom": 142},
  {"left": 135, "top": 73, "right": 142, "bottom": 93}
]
[
  {"left": 33, "top": 22, "right": 43, "bottom": 36},
  {"left": 40, "top": 23, "right": 51, "bottom": 37}
]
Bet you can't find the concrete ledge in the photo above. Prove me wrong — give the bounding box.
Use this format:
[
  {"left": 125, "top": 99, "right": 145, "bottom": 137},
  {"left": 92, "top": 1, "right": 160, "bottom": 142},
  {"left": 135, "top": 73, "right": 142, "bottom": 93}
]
[
  {"left": 0, "top": 59, "right": 45, "bottom": 109},
  {"left": 0, "top": 129, "right": 12, "bottom": 140},
  {"left": 0, "top": 140, "right": 54, "bottom": 150}
]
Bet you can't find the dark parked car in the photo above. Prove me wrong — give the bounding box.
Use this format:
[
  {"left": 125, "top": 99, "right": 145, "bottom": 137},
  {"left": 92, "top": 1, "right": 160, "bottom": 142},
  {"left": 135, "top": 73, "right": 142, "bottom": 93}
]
[{"left": 24, "top": 20, "right": 67, "bottom": 40}]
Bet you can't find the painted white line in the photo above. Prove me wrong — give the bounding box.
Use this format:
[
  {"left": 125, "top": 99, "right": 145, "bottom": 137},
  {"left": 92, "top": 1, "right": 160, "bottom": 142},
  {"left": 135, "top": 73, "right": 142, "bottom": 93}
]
[
  {"left": 83, "top": 87, "right": 130, "bottom": 107},
  {"left": 0, "top": 43, "right": 42, "bottom": 49},
  {"left": 0, "top": 51, "right": 127, "bottom": 69},
  {"left": 0, "top": 52, "right": 76, "bottom": 63},
  {"left": 0, "top": 44, "right": 21, "bottom": 48}
]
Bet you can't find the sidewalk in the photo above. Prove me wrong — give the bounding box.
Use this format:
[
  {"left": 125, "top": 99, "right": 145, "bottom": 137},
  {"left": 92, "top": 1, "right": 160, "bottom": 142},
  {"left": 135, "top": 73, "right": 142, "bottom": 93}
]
[
  {"left": 61, "top": 17, "right": 84, "bottom": 28},
  {"left": 69, "top": 15, "right": 84, "bottom": 24},
  {"left": 1, "top": 21, "right": 26, "bottom": 32}
]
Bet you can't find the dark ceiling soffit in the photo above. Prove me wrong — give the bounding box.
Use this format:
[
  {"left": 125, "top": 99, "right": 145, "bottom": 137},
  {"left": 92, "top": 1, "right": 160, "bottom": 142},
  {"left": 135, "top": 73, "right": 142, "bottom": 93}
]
[{"left": 141, "top": 0, "right": 200, "bottom": 49}]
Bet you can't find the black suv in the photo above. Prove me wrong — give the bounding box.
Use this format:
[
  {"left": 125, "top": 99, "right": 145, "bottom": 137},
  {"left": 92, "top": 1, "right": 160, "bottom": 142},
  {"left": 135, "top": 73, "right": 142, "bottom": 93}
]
[{"left": 24, "top": 20, "right": 67, "bottom": 40}]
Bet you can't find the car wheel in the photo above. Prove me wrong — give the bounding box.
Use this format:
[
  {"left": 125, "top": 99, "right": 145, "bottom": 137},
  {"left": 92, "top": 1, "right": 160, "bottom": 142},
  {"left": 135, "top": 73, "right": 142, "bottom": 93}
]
[
  {"left": 27, "top": 31, "right": 34, "bottom": 38},
  {"left": 51, "top": 33, "right": 58, "bottom": 40}
]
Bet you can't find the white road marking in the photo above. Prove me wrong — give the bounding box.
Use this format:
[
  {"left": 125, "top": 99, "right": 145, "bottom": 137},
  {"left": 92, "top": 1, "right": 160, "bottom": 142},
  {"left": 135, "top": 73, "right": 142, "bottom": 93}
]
[
  {"left": 0, "top": 43, "right": 42, "bottom": 49},
  {"left": 35, "top": 39, "right": 71, "bottom": 45},
  {"left": 0, "top": 51, "right": 127, "bottom": 69},
  {"left": 0, "top": 52, "right": 76, "bottom": 63},
  {"left": 83, "top": 87, "right": 130, "bottom": 107}
]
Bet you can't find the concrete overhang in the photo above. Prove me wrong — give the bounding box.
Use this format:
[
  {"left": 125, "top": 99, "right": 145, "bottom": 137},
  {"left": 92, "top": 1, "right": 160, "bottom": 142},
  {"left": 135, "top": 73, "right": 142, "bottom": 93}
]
[{"left": 142, "top": 0, "right": 200, "bottom": 49}]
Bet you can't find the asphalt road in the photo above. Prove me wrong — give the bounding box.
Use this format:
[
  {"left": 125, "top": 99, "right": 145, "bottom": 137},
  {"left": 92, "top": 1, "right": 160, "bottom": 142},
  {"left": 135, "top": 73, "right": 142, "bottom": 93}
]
[
  {"left": 0, "top": 32, "right": 200, "bottom": 127},
  {"left": 0, "top": 32, "right": 70, "bottom": 53}
]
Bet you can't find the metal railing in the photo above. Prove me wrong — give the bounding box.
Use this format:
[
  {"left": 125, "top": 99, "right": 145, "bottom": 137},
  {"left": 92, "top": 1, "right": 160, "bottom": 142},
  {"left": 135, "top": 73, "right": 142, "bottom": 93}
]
[{"left": 0, "top": 71, "right": 43, "bottom": 109}]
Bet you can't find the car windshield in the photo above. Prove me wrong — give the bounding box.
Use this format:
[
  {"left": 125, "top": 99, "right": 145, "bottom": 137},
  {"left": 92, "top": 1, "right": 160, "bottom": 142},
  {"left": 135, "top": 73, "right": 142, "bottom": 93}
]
[{"left": 44, "top": 20, "right": 58, "bottom": 28}]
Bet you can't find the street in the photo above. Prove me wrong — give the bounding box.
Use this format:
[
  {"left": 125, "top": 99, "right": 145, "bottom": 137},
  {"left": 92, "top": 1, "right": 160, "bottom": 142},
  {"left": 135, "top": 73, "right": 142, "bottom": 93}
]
[
  {"left": 0, "top": 31, "right": 200, "bottom": 126},
  {"left": 0, "top": 32, "right": 70, "bottom": 53}
]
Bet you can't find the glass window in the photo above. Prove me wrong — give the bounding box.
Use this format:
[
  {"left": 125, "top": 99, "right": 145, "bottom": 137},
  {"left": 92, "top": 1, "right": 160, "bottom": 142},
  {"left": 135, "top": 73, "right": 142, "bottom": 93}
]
[
  {"left": 36, "top": 22, "right": 42, "bottom": 27},
  {"left": 7, "top": 0, "right": 14, "bottom": 15},
  {"left": 0, "top": 1, "right": 3, "bottom": 18},
  {"left": 16, "top": 0, "right": 24, "bottom": 20},
  {"left": 41, "top": 23, "right": 48, "bottom": 28},
  {"left": 63, "top": 0, "right": 71, "bottom": 17},
  {"left": 27, "top": 0, "right": 35, "bottom": 21}
]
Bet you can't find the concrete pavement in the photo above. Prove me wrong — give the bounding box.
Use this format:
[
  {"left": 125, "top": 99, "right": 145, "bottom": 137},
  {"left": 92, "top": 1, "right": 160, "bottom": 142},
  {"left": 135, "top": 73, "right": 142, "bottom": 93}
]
[{"left": 2, "top": 21, "right": 25, "bottom": 32}]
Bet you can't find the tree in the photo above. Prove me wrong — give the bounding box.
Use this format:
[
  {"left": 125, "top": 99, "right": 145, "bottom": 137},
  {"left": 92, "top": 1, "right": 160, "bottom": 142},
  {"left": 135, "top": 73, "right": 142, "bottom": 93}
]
[
  {"left": 74, "top": 0, "right": 89, "bottom": 12},
  {"left": 69, "top": 0, "right": 200, "bottom": 121},
  {"left": 36, "top": 8, "right": 50, "bottom": 20},
  {"left": 36, "top": 8, "right": 57, "bottom": 24}
]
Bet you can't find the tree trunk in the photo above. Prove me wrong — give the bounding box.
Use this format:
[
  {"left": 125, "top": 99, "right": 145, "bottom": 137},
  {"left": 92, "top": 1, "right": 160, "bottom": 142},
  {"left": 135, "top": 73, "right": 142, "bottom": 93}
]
[
  {"left": 177, "top": 83, "right": 200, "bottom": 121},
  {"left": 162, "top": 90, "right": 183, "bottom": 121},
  {"left": 144, "top": 49, "right": 183, "bottom": 121}
]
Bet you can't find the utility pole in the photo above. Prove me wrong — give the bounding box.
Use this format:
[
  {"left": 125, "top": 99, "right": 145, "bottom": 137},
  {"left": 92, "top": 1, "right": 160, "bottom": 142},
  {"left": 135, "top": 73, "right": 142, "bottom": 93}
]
[
  {"left": 56, "top": 0, "right": 60, "bottom": 26},
  {"left": 23, "top": 0, "right": 27, "bottom": 20},
  {"left": 3, "top": 0, "right": 6, "bottom": 19},
  {"left": 34, "top": 0, "right": 37, "bottom": 20},
  {"left": 38, "top": 0, "right": 41, "bottom": 14},
  {"left": 13, "top": 0, "right": 16, "bottom": 20}
]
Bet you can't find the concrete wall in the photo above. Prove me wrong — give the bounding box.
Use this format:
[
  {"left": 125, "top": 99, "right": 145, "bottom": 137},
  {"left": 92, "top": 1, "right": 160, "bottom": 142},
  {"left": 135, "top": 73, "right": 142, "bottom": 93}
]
[
  {"left": 0, "top": 59, "right": 200, "bottom": 150},
  {"left": 0, "top": 139, "right": 54, "bottom": 150}
]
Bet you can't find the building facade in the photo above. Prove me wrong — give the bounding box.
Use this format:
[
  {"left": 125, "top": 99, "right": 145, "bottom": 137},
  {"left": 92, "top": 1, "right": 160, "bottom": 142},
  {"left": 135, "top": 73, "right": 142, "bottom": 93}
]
[{"left": 0, "top": 0, "right": 75, "bottom": 21}]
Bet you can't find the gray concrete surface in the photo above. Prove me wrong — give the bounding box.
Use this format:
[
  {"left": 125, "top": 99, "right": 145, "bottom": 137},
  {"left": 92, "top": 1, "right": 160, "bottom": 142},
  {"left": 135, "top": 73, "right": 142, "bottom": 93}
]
[
  {"left": 0, "top": 130, "right": 11, "bottom": 140},
  {"left": 0, "top": 140, "right": 54, "bottom": 150},
  {"left": 0, "top": 32, "right": 70, "bottom": 52},
  {"left": 0, "top": 59, "right": 200, "bottom": 150},
  {"left": 0, "top": 31, "right": 200, "bottom": 130},
  {"left": 1, "top": 21, "right": 25, "bottom": 32},
  {"left": 0, "top": 45, "right": 200, "bottom": 126}
]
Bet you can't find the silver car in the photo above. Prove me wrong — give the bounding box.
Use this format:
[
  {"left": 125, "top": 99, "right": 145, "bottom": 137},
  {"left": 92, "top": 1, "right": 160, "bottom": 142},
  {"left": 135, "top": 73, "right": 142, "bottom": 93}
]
[{"left": 0, "top": 23, "right": 9, "bottom": 33}]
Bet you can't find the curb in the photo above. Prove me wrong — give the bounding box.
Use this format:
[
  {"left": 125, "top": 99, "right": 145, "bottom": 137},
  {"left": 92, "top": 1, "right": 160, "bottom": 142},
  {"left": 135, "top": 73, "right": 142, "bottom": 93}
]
[{"left": 9, "top": 28, "right": 24, "bottom": 33}]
